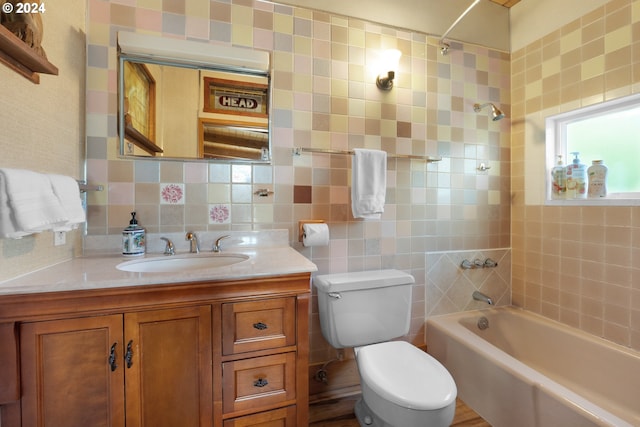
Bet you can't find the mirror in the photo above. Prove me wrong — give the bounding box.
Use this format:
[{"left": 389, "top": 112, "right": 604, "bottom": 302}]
[{"left": 117, "top": 32, "right": 271, "bottom": 163}]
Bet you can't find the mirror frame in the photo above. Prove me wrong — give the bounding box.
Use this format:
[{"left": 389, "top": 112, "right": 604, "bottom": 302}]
[{"left": 117, "top": 32, "right": 272, "bottom": 164}]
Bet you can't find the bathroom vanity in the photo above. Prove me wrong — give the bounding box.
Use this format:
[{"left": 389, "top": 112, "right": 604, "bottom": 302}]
[{"left": 0, "top": 238, "right": 316, "bottom": 427}]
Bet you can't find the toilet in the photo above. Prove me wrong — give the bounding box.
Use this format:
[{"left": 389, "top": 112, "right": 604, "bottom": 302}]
[{"left": 314, "top": 270, "right": 457, "bottom": 427}]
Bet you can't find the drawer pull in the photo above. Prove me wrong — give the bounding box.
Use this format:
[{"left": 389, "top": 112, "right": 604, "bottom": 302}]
[
  {"left": 125, "top": 340, "right": 134, "bottom": 368},
  {"left": 253, "top": 378, "right": 269, "bottom": 388},
  {"left": 108, "top": 343, "right": 118, "bottom": 371},
  {"left": 253, "top": 322, "right": 268, "bottom": 330}
]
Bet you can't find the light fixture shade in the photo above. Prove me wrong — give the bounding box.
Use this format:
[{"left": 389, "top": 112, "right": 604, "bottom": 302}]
[{"left": 376, "top": 49, "right": 402, "bottom": 90}]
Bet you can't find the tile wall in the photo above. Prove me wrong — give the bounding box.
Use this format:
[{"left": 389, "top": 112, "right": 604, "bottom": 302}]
[
  {"left": 426, "top": 248, "right": 511, "bottom": 315},
  {"left": 512, "top": 0, "right": 640, "bottom": 350},
  {"left": 85, "top": 0, "right": 511, "bottom": 362}
]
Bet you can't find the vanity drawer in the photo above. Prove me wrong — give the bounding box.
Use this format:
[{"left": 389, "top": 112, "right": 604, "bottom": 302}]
[
  {"left": 222, "top": 297, "right": 295, "bottom": 355},
  {"left": 223, "top": 405, "right": 296, "bottom": 427},
  {"left": 222, "top": 352, "right": 296, "bottom": 415}
]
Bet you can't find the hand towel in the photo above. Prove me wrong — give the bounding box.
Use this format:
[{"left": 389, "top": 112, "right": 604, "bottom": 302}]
[
  {"left": 48, "top": 174, "right": 86, "bottom": 231},
  {"left": 351, "top": 148, "right": 387, "bottom": 219},
  {"left": 0, "top": 171, "right": 30, "bottom": 238},
  {"left": 0, "top": 168, "right": 68, "bottom": 238}
]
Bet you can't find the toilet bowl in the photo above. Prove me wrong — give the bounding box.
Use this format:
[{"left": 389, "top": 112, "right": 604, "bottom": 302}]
[
  {"left": 355, "top": 341, "right": 456, "bottom": 426},
  {"left": 313, "top": 270, "right": 458, "bottom": 427}
]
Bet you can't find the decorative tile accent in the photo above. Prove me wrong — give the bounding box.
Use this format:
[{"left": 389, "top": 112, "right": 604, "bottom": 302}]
[
  {"left": 160, "top": 183, "right": 185, "bottom": 204},
  {"left": 293, "top": 185, "right": 312, "bottom": 203},
  {"left": 209, "top": 204, "right": 231, "bottom": 224}
]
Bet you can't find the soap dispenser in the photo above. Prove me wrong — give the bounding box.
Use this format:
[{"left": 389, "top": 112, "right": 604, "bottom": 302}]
[
  {"left": 566, "top": 152, "right": 587, "bottom": 199},
  {"left": 551, "top": 155, "right": 566, "bottom": 199},
  {"left": 122, "top": 212, "right": 146, "bottom": 256}
]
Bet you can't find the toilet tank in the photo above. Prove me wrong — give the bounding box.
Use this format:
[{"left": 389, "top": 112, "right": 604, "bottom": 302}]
[{"left": 313, "top": 270, "right": 415, "bottom": 348}]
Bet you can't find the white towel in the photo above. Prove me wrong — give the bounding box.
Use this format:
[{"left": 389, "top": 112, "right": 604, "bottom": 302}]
[
  {"left": 0, "top": 170, "right": 30, "bottom": 239},
  {"left": 351, "top": 148, "right": 387, "bottom": 219},
  {"left": 0, "top": 168, "right": 70, "bottom": 238},
  {"left": 48, "top": 174, "right": 86, "bottom": 231}
]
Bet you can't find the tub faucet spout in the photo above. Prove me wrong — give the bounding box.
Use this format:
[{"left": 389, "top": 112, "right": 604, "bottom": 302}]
[{"left": 473, "top": 290, "right": 494, "bottom": 305}]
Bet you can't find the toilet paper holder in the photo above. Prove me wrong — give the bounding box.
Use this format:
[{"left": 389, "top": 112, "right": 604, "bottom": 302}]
[{"left": 298, "top": 220, "right": 326, "bottom": 242}]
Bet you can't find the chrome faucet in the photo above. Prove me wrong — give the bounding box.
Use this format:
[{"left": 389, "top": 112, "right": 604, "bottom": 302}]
[
  {"left": 212, "top": 235, "right": 231, "bottom": 252},
  {"left": 185, "top": 231, "right": 199, "bottom": 254},
  {"left": 160, "top": 237, "right": 175, "bottom": 255},
  {"left": 472, "top": 290, "right": 494, "bottom": 305}
]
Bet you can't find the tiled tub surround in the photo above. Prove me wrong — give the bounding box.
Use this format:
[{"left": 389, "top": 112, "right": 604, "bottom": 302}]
[
  {"left": 511, "top": 0, "right": 640, "bottom": 351},
  {"left": 85, "top": 0, "right": 511, "bottom": 359},
  {"left": 426, "top": 248, "right": 511, "bottom": 316}
]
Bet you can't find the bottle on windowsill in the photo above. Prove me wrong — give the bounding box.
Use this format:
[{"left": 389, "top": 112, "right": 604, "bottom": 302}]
[
  {"left": 588, "top": 160, "right": 607, "bottom": 198},
  {"left": 566, "top": 152, "right": 587, "bottom": 199},
  {"left": 551, "top": 155, "right": 566, "bottom": 199}
]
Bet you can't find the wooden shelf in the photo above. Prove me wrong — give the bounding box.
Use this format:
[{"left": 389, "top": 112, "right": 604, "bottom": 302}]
[
  {"left": 0, "top": 24, "right": 58, "bottom": 84},
  {"left": 125, "top": 123, "right": 164, "bottom": 155}
]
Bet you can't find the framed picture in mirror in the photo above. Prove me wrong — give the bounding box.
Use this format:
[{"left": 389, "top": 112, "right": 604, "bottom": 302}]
[
  {"left": 123, "top": 61, "right": 161, "bottom": 154},
  {"left": 203, "top": 77, "right": 268, "bottom": 118}
]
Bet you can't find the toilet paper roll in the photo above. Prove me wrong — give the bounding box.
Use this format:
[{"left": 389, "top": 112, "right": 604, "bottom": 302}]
[{"left": 302, "top": 223, "right": 330, "bottom": 247}]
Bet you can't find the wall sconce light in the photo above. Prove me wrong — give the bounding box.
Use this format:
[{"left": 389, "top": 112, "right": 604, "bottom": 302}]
[
  {"left": 473, "top": 102, "right": 505, "bottom": 121},
  {"left": 376, "top": 49, "right": 401, "bottom": 91}
]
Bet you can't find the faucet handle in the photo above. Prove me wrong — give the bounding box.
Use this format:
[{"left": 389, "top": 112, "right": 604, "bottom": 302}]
[
  {"left": 461, "top": 259, "right": 473, "bottom": 269},
  {"left": 213, "top": 235, "right": 231, "bottom": 252},
  {"left": 160, "top": 237, "right": 175, "bottom": 255},
  {"left": 484, "top": 258, "right": 498, "bottom": 268}
]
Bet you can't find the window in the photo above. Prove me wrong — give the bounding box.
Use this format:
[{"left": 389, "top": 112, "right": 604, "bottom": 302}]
[{"left": 545, "top": 93, "right": 640, "bottom": 203}]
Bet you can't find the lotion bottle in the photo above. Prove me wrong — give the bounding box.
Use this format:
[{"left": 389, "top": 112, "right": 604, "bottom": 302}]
[
  {"left": 551, "top": 155, "right": 566, "bottom": 199},
  {"left": 566, "top": 152, "right": 587, "bottom": 199},
  {"left": 588, "top": 160, "right": 607, "bottom": 198},
  {"left": 122, "top": 212, "right": 146, "bottom": 256}
]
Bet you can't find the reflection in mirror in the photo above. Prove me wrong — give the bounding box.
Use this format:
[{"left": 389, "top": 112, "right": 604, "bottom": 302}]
[
  {"left": 117, "top": 32, "right": 271, "bottom": 163},
  {"left": 199, "top": 119, "right": 268, "bottom": 160}
]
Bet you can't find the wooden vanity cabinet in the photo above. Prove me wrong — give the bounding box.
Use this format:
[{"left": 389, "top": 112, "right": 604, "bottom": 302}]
[
  {"left": 0, "top": 273, "right": 310, "bottom": 427},
  {"left": 19, "top": 305, "right": 212, "bottom": 427}
]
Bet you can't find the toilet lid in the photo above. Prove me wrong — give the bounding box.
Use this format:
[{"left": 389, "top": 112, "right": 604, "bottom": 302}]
[{"left": 357, "top": 341, "right": 457, "bottom": 410}]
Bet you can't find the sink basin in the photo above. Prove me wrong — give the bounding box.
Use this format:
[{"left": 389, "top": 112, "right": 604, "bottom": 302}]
[{"left": 116, "top": 253, "right": 249, "bottom": 273}]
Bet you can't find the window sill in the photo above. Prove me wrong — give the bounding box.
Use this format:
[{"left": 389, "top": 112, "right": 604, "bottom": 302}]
[{"left": 546, "top": 197, "right": 640, "bottom": 207}]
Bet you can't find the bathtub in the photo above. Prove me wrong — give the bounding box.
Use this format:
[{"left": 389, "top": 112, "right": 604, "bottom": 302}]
[{"left": 426, "top": 306, "right": 640, "bottom": 427}]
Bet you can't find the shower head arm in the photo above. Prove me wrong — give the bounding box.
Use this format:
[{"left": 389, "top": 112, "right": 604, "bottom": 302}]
[
  {"left": 474, "top": 102, "right": 505, "bottom": 121},
  {"left": 473, "top": 103, "right": 492, "bottom": 112}
]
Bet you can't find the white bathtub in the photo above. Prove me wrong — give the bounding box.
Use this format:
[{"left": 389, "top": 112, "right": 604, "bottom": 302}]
[{"left": 426, "top": 306, "right": 640, "bottom": 427}]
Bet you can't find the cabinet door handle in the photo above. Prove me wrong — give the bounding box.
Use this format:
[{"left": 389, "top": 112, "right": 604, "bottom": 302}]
[
  {"left": 109, "top": 343, "right": 118, "bottom": 371},
  {"left": 253, "top": 378, "right": 269, "bottom": 388},
  {"left": 253, "top": 322, "right": 268, "bottom": 330},
  {"left": 125, "top": 340, "right": 134, "bottom": 368}
]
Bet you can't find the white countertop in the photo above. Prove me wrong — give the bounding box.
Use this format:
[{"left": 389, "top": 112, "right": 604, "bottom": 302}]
[{"left": 0, "top": 232, "right": 317, "bottom": 296}]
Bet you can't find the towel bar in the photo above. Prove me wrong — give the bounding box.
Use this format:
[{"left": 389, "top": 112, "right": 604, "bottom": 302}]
[
  {"left": 293, "top": 147, "right": 442, "bottom": 163},
  {"left": 77, "top": 181, "right": 104, "bottom": 193}
]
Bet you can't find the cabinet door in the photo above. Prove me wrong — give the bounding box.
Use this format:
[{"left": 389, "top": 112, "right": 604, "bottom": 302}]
[
  {"left": 124, "top": 305, "right": 212, "bottom": 427},
  {"left": 20, "top": 315, "right": 125, "bottom": 427}
]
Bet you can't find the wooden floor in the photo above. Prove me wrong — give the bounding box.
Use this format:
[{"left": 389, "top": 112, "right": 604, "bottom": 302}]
[{"left": 309, "top": 393, "right": 491, "bottom": 427}]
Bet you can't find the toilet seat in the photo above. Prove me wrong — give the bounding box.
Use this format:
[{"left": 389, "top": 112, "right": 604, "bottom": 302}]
[{"left": 357, "top": 341, "right": 457, "bottom": 411}]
